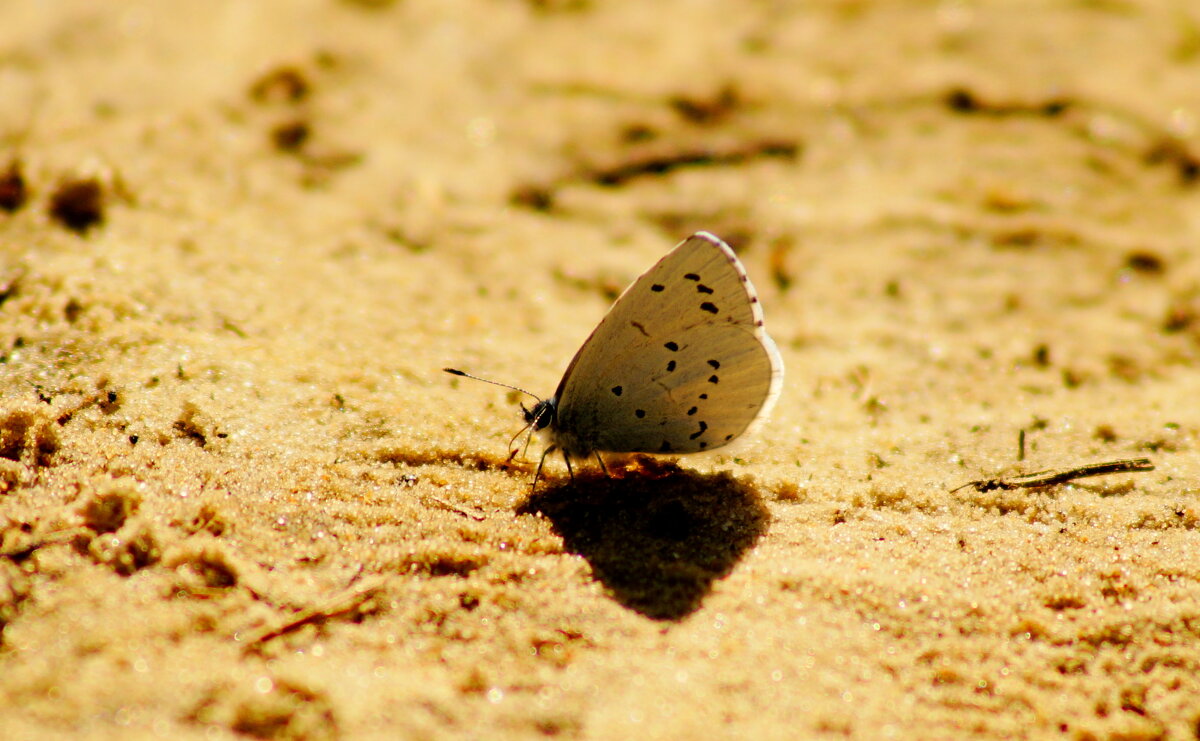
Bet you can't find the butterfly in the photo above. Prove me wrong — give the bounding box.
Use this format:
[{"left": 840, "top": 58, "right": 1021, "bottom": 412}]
[{"left": 446, "top": 231, "right": 783, "bottom": 489}]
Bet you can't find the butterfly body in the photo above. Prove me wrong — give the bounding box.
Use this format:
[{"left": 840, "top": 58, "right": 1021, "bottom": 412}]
[{"left": 446, "top": 232, "right": 782, "bottom": 487}]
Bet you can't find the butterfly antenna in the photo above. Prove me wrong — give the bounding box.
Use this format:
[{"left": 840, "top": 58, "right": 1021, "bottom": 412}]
[
  {"left": 445, "top": 368, "right": 545, "bottom": 461},
  {"left": 442, "top": 368, "right": 543, "bottom": 403}
]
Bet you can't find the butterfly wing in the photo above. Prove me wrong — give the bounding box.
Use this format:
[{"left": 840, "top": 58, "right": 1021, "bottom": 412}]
[{"left": 551, "top": 232, "right": 783, "bottom": 456}]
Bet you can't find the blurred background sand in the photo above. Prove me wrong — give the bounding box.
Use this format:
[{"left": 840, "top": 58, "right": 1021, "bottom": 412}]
[{"left": 2, "top": 1, "right": 1200, "bottom": 738}]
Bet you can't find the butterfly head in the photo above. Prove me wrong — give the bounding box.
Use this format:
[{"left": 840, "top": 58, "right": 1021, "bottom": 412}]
[{"left": 523, "top": 398, "right": 557, "bottom": 431}]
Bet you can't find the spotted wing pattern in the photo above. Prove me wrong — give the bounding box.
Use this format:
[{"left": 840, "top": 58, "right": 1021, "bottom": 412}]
[{"left": 550, "top": 232, "right": 783, "bottom": 457}]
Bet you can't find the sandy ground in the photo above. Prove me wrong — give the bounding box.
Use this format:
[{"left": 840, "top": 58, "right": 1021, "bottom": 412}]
[{"left": 3, "top": 1, "right": 1200, "bottom": 739}]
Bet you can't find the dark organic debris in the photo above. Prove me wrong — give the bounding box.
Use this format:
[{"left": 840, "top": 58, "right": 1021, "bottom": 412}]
[
  {"left": 0, "top": 160, "right": 28, "bottom": 212},
  {"left": 952, "top": 457, "right": 1154, "bottom": 494},
  {"left": 48, "top": 178, "right": 105, "bottom": 233}
]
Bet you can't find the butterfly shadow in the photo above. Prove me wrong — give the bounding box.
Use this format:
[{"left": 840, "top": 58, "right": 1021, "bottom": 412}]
[{"left": 516, "top": 458, "right": 770, "bottom": 621}]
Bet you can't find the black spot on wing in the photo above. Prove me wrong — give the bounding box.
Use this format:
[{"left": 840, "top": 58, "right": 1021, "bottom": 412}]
[
  {"left": 699, "top": 441, "right": 708, "bottom": 449},
  {"left": 700, "top": 302, "right": 718, "bottom": 314},
  {"left": 707, "top": 359, "right": 720, "bottom": 369},
  {"left": 635, "top": 409, "right": 645, "bottom": 418},
  {"left": 697, "top": 284, "right": 714, "bottom": 294},
  {"left": 708, "top": 375, "right": 719, "bottom": 384},
  {"left": 631, "top": 321, "right": 649, "bottom": 337},
  {"left": 699, "top": 393, "right": 708, "bottom": 400},
  {"left": 684, "top": 273, "right": 700, "bottom": 281},
  {"left": 666, "top": 360, "right": 676, "bottom": 372},
  {"left": 687, "top": 406, "right": 698, "bottom": 415},
  {"left": 611, "top": 386, "right": 623, "bottom": 396},
  {"left": 664, "top": 341, "right": 679, "bottom": 351},
  {"left": 689, "top": 421, "right": 708, "bottom": 440},
  {"left": 651, "top": 283, "right": 665, "bottom": 292},
  {"left": 660, "top": 440, "right": 673, "bottom": 452},
  {"left": 724, "top": 434, "right": 733, "bottom": 441}
]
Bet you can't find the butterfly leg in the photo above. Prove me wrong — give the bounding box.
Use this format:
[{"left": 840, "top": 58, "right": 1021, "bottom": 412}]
[
  {"left": 532, "top": 445, "right": 555, "bottom": 492},
  {"left": 594, "top": 451, "right": 611, "bottom": 478},
  {"left": 562, "top": 450, "right": 575, "bottom": 482}
]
